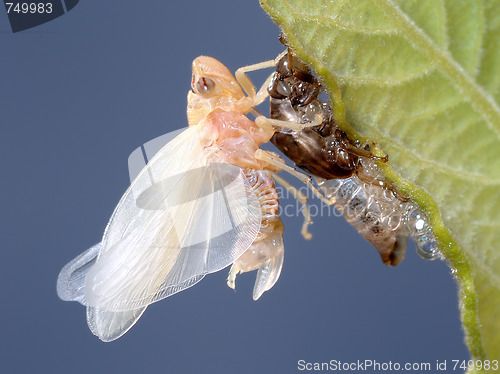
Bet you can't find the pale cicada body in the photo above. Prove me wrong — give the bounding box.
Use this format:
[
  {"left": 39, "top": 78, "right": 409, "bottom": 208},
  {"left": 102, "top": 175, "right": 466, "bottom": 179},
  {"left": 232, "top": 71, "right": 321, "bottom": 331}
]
[
  {"left": 268, "top": 50, "right": 439, "bottom": 265},
  {"left": 57, "top": 56, "right": 288, "bottom": 342}
]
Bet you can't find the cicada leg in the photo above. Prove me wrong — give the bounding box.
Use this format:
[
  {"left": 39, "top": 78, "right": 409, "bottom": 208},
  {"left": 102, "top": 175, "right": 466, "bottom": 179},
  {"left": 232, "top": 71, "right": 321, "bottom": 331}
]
[
  {"left": 271, "top": 172, "right": 313, "bottom": 240},
  {"left": 255, "top": 115, "right": 323, "bottom": 131},
  {"left": 255, "top": 149, "right": 337, "bottom": 206},
  {"left": 344, "top": 143, "right": 389, "bottom": 162},
  {"left": 235, "top": 50, "right": 287, "bottom": 106}
]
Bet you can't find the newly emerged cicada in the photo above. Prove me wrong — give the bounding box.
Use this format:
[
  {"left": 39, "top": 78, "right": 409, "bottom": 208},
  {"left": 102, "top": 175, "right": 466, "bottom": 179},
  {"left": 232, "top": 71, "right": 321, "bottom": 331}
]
[{"left": 57, "top": 56, "right": 294, "bottom": 342}]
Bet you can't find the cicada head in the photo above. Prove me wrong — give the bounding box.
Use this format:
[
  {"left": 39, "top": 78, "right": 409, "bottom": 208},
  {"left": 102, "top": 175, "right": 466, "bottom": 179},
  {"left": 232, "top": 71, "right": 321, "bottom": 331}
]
[{"left": 187, "top": 56, "right": 251, "bottom": 126}]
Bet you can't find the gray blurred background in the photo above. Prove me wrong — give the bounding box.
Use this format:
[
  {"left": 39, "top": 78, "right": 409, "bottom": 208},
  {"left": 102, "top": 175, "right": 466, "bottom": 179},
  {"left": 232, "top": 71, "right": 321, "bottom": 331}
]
[{"left": 0, "top": 1, "right": 468, "bottom": 373}]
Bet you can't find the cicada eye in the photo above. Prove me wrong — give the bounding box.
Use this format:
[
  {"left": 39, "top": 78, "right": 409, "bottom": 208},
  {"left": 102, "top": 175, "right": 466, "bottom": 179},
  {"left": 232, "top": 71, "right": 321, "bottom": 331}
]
[{"left": 193, "top": 77, "right": 216, "bottom": 96}]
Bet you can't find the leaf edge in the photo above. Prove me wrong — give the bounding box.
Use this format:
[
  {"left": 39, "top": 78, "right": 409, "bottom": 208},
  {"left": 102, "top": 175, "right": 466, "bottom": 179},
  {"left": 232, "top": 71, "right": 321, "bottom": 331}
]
[{"left": 260, "top": 0, "right": 488, "bottom": 361}]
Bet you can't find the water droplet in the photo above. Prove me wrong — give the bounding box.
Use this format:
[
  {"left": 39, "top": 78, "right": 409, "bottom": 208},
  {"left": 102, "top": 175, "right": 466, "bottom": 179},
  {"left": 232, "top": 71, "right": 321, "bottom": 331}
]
[
  {"left": 383, "top": 189, "right": 395, "bottom": 201},
  {"left": 415, "top": 236, "right": 440, "bottom": 260},
  {"left": 305, "top": 101, "right": 321, "bottom": 121},
  {"left": 415, "top": 218, "right": 425, "bottom": 231},
  {"left": 387, "top": 215, "right": 401, "bottom": 230}
]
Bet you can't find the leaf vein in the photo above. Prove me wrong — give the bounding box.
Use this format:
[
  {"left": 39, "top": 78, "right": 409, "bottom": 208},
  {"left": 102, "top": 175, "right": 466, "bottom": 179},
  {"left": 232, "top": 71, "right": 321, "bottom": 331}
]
[{"left": 376, "top": 0, "right": 500, "bottom": 139}]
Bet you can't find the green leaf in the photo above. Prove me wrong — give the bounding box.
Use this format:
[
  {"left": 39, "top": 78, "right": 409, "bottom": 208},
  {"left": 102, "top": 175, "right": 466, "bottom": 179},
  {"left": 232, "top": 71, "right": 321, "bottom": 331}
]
[{"left": 261, "top": 0, "right": 500, "bottom": 360}]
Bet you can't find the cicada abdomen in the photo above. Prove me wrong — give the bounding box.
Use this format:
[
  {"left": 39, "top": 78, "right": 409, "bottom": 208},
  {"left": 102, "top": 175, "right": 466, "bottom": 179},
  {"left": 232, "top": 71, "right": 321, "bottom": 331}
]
[
  {"left": 268, "top": 50, "right": 440, "bottom": 264},
  {"left": 227, "top": 168, "right": 285, "bottom": 300}
]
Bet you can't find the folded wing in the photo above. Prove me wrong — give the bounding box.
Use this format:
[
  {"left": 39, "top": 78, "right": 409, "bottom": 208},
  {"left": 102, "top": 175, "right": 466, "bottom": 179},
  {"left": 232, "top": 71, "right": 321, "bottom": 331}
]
[{"left": 83, "top": 125, "right": 261, "bottom": 312}]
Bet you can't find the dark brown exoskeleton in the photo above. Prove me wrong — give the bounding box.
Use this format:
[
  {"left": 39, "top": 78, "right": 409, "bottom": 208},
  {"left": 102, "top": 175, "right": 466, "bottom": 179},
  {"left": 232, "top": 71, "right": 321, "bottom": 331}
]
[
  {"left": 268, "top": 50, "right": 409, "bottom": 266},
  {"left": 269, "top": 52, "right": 387, "bottom": 181}
]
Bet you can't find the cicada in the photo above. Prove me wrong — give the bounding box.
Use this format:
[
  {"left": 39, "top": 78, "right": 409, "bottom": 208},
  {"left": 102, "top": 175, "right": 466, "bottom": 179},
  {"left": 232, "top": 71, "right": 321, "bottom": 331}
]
[{"left": 57, "top": 56, "right": 290, "bottom": 342}]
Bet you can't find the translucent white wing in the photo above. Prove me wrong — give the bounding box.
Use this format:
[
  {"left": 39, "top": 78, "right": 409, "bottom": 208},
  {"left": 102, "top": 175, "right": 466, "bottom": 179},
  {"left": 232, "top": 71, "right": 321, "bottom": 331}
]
[
  {"left": 87, "top": 306, "right": 146, "bottom": 342},
  {"left": 127, "top": 128, "right": 186, "bottom": 183},
  {"left": 55, "top": 242, "right": 147, "bottom": 342},
  {"left": 84, "top": 125, "right": 262, "bottom": 314},
  {"left": 56, "top": 243, "right": 100, "bottom": 304}
]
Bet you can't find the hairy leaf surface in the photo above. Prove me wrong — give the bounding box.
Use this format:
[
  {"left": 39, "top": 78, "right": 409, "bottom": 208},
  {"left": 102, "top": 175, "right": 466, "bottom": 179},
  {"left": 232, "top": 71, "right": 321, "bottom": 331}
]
[{"left": 261, "top": 0, "right": 500, "bottom": 359}]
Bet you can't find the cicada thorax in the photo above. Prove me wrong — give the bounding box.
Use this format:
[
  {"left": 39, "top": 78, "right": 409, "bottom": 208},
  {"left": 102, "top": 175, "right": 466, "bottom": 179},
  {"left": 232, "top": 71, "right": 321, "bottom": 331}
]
[{"left": 268, "top": 51, "right": 440, "bottom": 265}]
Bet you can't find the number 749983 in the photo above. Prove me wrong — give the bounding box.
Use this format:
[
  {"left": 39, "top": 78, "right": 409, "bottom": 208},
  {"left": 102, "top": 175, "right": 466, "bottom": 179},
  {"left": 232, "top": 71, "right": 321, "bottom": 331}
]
[
  {"left": 452, "top": 360, "right": 498, "bottom": 371},
  {"left": 5, "top": 2, "right": 53, "bottom": 14}
]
